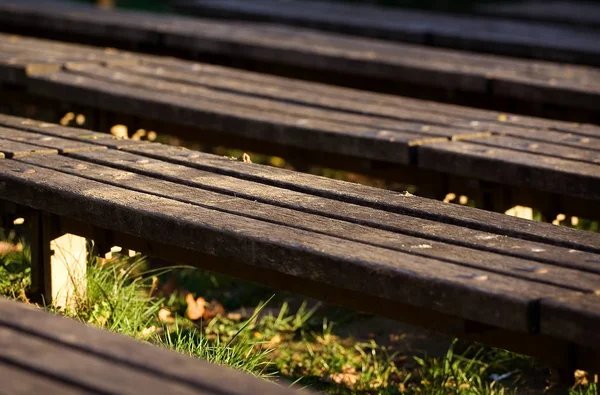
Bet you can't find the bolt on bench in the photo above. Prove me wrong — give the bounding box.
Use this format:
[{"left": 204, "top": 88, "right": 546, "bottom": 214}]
[
  {"left": 0, "top": 114, "right": 599, "bottom": 375},
  {"left": 1, "top": 34, "right": 599, "bottom": 221}
]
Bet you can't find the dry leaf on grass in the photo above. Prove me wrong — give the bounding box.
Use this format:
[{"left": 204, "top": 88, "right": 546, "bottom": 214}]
[
  {"left": 237, "top": 153, "right": 252, "bottom": 163},
  {"left": 186, "top": 294, "right": 225, "bottom": 321},
  {"left": 158, "top": 308, "right": 175, "bottom": 324},
  {"left": 329, "top": 365, "right": 359, "bottom": 387},
  {"left": 186, "top": 293, "right": 205, "bottom": 321}
]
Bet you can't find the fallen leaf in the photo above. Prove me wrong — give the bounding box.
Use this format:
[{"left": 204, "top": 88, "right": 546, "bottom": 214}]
[
  {"left": 186, "top": 293, "right": 205, "bottom": 321},
  {"left": 158, "top": 308, "right": 175, "bottom": 324},
  {"left": 267, "top": 334, "right": 282, "bottom": 348},
  {"left": 237, "top": 153, "right": 252, "bottom": 163},
  {"left": 329, "top": 365, "right": 359, "bottom": 387},
  {"left": 140, "top": 325, "right": 158, "bottom": 339}
]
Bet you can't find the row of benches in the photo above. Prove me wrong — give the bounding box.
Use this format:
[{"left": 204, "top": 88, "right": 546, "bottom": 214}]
[
  {"left": 0, "top": 113, "right": 599, "bottom": 375},
  {"left": 0, "top": 1, "right": 599, "bottom": 392},
  {"left": 0, "top": 0, "right": 598, "bottom": 123},
  {"left": 0, "top": 33, "right": 598, "bottom": 220}
]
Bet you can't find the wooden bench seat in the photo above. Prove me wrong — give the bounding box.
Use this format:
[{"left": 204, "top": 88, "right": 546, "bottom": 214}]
[
  {"left": 0, "top": 114, "right": 599, "bottom": 373},
  {"left": 1, "top": 35, "right": 598, "bottom": 220},
  {"left": 0, "top": 1, "right": 599, "bottom": 122},
  {"left": 168, "top": 0, "right": 600, "bottom": 66},
  {"left": 0, "top": 297, "right": 306, "bottom": 394}
]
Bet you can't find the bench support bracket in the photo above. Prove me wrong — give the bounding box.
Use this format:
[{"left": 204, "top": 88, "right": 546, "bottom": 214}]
[{"left": 28, "top": 213, "right": 87, "bottom": 308}]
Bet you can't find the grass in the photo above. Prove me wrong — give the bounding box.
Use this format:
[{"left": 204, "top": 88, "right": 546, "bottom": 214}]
[{"left": 0, "top": 231, "right": 598, "bottom": 394}]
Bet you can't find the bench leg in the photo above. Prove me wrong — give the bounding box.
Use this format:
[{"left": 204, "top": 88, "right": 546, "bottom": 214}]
[{"left": 29, "top": 213, "right": 87, "bottom": 308}]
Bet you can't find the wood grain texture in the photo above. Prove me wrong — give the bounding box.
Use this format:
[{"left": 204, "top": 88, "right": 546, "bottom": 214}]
[
  {"left": 0, "top": 1, "right": 598, "bottom": 117},
  {"left": 0, "top": 137, "right": 57, "bottom": 158},
  {"left": 0, "top": 159, "right": 582, "bottom": 333},
  {"left": 8, "top": 65, "right": 599, "bottom": 204},
  {"left": 0, "top": 298, "right": 306, "bottom": 395},
  {"left": 0, "top": 114, "right": 597, "bottom": 257},
  {"left": 540, "top": 293, "right": 600, "bottom": 348},
  {"left": 20, "top": 152, "right": 600, "bottom": 291},
  {"left": 0, "top": 126, "right": 107, "bottom": 153},
  {"left": 418, "top": 140, "right": 600, "bottom": 200},
  {"left": 121, "top": 143, "right": 600, "bottom": 253}
]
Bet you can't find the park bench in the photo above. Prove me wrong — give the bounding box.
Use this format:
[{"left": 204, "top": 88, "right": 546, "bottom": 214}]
[
  {"left": 0, "top": 34, "right": 599, "bottom": 221},
  {"left": 0, "top": 114, "right": 599, "bottom": 377},
  {"left": 168, "top": 0, "right": 600, "bottom": 66},
  {"left": 0, "top": 297, "right": 306, "bottom": 394},
  {"left": 0, "top": 1, "right": 599, "bottom": 123}
]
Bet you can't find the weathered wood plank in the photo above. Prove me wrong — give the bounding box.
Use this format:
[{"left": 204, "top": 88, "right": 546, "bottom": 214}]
[
  {"left": 22, "top": 152, "right": 600, "bottom": 290},
  {"left": 0, "top": 360, "right": 86, "bottom": 395},
  {"left": 0, "top": 137, "right": 57, "bottom": 158},
  {"left": 23, "top": 71, "right": 427, "bottom": 164},
  {"left": 64, "top": 62, "right": 487, "bottom": 141},
  {"left": 121, "top": 143, "right": 600, "bottom": 253},
  {"left": 54, "top": 149, "right": 600, "bottom": 271},
  {"left": 461, "top": 135, "right": 600, "bottom": 165},
  {"left": 0, "top": 127, "right": 107, "bottom": 153},
  {"left": 0, "top": 160, "right": 583, "bottom": 332},
  {"left": 418, "top": 140, "right": 600, "bottom": 201},
  {"left": 540, "top": 293, "right": 600, "bottom": 349},
  {"left": 0, "top": 2, "right": 598, "bottom": 120},
  {"left": 0, "top": 114, "right": 145, "bottom": 150},
  {"left": 0, "top": 298, "right": 305, "bottom": 395},
  {"left": 168, "top": 0, "right": 600, "bottom": 66}
]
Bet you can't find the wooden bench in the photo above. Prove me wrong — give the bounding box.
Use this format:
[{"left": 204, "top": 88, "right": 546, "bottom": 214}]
[
  {"left": 1, "top": 34, "right": 599, "bottom": 221},
  {"left": 0, "top": 114, "right": 599, "bottom": 375},
  {"left": 0, "top": 0, "right": 599, "bottom": 123},
  {"left": 168, "top": 0, "right": 600, "bottom": 66},
  {"left": 0, "top": 297, "right": 306, "bottom": 394}
]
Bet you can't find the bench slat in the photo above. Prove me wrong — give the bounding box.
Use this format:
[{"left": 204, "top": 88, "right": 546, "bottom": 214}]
[
  {"left": 0, "top": 298, "right": 305, "bottom": 395},
  {"left": 0, "top": 126, "right": 107, "bottom": 154},
  {"left": 0, "top": 2, "right": 598, "bottom": 120},
  {"left": 19, "top": 152, "right": 600, "bottom": 291},
  {"left": 0, "top": 159, "right": 582, "bottom": 333},
  {"left": 461, "top": 135, "right": 600, "bottom": 165},
  {"left": 0, "top": 137, "right": 57, "bottom": 158},
  {"left": 0, "top": 360, "right": 86, "bottom": 395},
  {"left": 418, "top": 141, "right": 600, "bottom": 200},
  {"left": 540, "top": 293, "right": 600, "bottom": 347}
]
